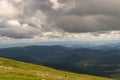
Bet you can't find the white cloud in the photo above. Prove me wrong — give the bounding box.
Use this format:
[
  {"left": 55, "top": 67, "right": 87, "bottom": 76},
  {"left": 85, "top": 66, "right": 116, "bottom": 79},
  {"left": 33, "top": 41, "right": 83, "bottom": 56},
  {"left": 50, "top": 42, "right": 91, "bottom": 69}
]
[
  {"left": 8, "top": 20, "right": 21, "bottom": 26},
  {"left": 0, "top": 0, "right": 23, "bottom": 17},
  {"left": 49, "top": 0, "right": 75, "bottom": 11},
  {"left": 1, "top": 30, "right": 120, "bottom": 45},
  {"left": 49, "top": 0, "right": 66, "bottom": 10}
]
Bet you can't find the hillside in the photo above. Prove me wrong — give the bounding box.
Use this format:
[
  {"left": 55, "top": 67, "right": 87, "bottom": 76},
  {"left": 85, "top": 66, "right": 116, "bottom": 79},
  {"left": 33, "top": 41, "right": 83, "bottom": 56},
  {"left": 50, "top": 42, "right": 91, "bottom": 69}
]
[
  {"left": 0, "top": 57, "right": 111, "bottom": 80},
  {"left": 0, "top": 46, "right": 120, "bottom": 77}
]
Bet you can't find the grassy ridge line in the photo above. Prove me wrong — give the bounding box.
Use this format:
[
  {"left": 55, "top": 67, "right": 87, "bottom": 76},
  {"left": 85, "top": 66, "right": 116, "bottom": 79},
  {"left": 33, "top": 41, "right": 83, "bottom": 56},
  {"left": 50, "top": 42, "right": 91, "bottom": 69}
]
[{"left": 0, "top": 57, "right": 112, "bottom": 80}]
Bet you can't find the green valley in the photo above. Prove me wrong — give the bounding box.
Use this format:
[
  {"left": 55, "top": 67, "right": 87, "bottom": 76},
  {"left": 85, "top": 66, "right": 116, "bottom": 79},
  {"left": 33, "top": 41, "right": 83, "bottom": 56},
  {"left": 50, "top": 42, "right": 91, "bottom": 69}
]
[{"left": 0, "top": 57, "right": 112, "bottom": 80}]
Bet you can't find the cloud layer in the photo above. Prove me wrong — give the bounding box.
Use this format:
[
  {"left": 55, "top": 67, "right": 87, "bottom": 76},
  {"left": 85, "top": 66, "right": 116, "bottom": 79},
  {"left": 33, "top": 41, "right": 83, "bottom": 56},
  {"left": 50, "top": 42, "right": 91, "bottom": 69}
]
[
  {"left": 54, "top": 0, "right": 120, "bottom": 33},
  {"left": 0, "top": 0, "right": 120, "bottom": 42}
]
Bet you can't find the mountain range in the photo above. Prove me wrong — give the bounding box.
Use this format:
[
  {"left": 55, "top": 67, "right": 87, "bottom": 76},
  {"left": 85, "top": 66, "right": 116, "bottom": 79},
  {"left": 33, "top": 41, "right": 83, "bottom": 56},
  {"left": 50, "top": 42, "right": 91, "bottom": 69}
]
[{"left": 0, "top": 43, "right": 120, "bottom": 78}]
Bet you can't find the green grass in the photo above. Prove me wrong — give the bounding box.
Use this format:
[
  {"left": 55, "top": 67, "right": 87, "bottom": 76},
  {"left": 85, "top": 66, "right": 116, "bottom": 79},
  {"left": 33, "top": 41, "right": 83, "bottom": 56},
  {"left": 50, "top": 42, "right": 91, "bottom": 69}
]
[{"left": 0, "top": 57, "right": 112, "bottom": 80}]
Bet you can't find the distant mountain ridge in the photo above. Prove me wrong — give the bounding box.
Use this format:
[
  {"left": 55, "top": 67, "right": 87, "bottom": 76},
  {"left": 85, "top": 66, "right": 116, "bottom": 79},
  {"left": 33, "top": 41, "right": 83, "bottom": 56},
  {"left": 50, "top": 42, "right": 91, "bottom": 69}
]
[
  {"left": 0, "top": 40, "right": 120, "bottom": 49},
  {"left": 62, "top": 41, "right": 120, "bottom": 50},
  {"left": 0, "top": 45, "right": 120, "bottom": 78}
]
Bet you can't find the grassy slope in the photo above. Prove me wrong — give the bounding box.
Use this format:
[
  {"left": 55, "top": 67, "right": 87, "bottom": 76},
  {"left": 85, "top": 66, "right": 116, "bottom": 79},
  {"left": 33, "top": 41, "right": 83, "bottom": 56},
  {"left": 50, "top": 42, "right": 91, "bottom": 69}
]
[{"left": 0, "top": 57, "right": 112, "bottom": 80}]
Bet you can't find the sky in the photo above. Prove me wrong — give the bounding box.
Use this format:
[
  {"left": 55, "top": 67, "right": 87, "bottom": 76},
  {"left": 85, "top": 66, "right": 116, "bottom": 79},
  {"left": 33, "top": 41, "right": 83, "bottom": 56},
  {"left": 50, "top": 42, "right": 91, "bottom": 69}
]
[{"left": 0, "top": 0, "right": 120, "bottom": 45}]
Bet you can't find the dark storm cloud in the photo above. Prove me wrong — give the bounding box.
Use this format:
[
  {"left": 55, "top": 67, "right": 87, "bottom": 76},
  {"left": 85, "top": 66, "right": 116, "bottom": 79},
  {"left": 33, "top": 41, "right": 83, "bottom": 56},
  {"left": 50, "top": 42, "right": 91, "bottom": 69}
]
[
  {"left": 1, "top": 0, "right": 120, "bottom": 39},
  {"left": 51, "top": 0, "right": 120, "bottom": 33}
]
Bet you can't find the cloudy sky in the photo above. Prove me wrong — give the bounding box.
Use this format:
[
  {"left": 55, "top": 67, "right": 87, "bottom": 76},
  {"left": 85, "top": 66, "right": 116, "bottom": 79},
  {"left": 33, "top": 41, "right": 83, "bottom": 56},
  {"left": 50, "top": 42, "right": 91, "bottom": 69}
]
[{"left": 0, "top": 0, "right": 120, "bottom": 44}]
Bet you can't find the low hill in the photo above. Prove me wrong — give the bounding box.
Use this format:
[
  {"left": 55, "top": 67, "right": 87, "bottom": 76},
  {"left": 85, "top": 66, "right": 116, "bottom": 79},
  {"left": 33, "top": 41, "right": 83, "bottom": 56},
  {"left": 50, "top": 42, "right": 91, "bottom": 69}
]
[
  {"left": 0, "top": 57, "right": 111, "bottom": 80},
  {"left": 0, "top": 46, "right": 120, "bottom": 77}
]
